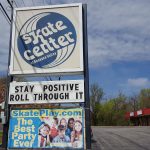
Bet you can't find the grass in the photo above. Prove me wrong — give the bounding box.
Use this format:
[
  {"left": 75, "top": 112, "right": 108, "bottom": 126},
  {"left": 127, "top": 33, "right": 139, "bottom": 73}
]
[{"left": 0, "top": 131, "right": 2, "bottom": 144}]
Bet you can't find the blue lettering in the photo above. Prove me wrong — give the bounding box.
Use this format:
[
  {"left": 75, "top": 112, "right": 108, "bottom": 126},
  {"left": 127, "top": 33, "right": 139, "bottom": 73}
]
[
  {"left": 62, "top": 111, "right": 67, "bottom": 116},
  {"left": 11, "top": 110, "right": 18, "bottom": 117}
]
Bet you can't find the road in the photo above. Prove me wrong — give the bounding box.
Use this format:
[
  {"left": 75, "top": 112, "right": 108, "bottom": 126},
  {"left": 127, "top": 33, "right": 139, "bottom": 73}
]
[
  {"left": 1, "top": 127, "right": 150, "bottom": 150},
  {"left": 91, "top": 126, "right": 150, "bottom": 150}
]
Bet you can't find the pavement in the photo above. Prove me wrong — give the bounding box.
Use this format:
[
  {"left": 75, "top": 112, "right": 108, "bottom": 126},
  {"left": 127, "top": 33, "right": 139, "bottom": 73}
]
[
  {"left": 91, "top": 126, "right": 150, "bottom": 150},
  {"left": 1, "top": 126, "right": 150, "bottom": 150}
]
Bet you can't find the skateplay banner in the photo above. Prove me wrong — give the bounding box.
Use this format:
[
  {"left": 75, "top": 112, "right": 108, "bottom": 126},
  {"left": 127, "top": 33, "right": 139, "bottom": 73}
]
[{"left": 8, "top": 108, "right": 84, "bottom": 149}]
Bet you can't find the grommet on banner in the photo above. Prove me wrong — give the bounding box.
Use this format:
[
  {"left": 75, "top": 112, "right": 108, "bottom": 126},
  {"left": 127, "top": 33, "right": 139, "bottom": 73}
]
[
  {"left": 0, "top": 107, "right": 6, "bottom": 124},
  {"left": 0, "top": 102, "right": 5, "bottom": 110},
  {"left": 0, "top": 116, "right": 6, "bottom": 124}
]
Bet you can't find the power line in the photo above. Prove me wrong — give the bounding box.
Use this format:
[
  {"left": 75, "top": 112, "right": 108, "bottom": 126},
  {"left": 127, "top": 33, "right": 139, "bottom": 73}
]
[
  {"left": 7, "top": 0, "right": 18, "bottom": 8},
  {"left": 13, "top": 1, "right": 18, "bottom": 7},
  {"left": 32, "top": 0, "right": 35, "bottom": 6},
  {"left": 46, "top": 0, "right": 52, "bottom": 5},
  {"left": 21, "top": 0, "right": 25, "bottom": 7},
  {"left": 7, "top": 0, "right": 13, "bottom": 9},
  {"left": 50, "top": 0, "right": 52, "bottom": 4},
  {"left": 0, "top": 3, "right": 11, "bottom": 24},
  {"left": 43, "top": 0, "right": 45, "bottom": 5},
  {"left": 4, "top": 0, "right": 53, "bottom": 82}
]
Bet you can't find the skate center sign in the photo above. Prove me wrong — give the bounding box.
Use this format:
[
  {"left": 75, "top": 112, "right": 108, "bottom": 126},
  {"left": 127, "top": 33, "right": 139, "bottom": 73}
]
[
  {"left": 9, "top": 3, "right": 83, "bottom": 75},
  {"left": 8, "top": 80, "right": 84, "bottom": 104}
]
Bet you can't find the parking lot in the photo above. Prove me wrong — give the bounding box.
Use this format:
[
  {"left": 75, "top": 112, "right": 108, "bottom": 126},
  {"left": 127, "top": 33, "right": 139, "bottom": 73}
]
[{"left": 91, "top": 126, "right": 150, "bottom": 150}]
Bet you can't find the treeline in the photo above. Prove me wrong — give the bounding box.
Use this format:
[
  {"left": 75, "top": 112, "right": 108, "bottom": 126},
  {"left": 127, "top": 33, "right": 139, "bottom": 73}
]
[
  {"left": 0, "top": 76, "right": 7, "bottom": 103},
  {"left": 90, "top": 84, "right": 150, "bottom": 126},
  {"left": 0, "top": 76, "right": 150, "bottom": 126}
]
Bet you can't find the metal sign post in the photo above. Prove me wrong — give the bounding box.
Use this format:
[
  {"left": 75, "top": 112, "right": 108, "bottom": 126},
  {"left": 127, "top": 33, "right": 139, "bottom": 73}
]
[{"left": 83, "top": 4, "right": 91, "bottom": 149}]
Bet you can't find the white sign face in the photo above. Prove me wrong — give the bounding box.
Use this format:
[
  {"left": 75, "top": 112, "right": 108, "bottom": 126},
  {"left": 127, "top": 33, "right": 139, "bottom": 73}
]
[
  {"left": 9, "top": 80, "right": 84, "bottom": 104},
  {"left": 9, "top": 3, "right": 83, "bottom": 75},
  {"left": 137, "top": 110, "right": 142, "bottom": 115},
  {"left": 130, "top": 112, "right": 134, "bottom": 117}
]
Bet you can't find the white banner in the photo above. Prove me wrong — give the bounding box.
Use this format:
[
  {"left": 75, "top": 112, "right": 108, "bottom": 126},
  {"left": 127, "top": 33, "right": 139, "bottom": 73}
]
[{"left": 9, "top": 80, "right": 84, "bottom": 104}]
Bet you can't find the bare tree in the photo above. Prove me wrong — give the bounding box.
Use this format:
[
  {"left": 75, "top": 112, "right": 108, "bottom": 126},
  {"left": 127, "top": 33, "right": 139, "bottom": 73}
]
[{"left": 90, "top": 83, "right": 104, "bottom": 110}]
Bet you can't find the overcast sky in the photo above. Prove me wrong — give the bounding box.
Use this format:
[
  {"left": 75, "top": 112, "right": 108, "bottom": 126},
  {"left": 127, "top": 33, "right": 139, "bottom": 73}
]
[{"left": 1, "top": 0, "right": 150, "bottom": 98}]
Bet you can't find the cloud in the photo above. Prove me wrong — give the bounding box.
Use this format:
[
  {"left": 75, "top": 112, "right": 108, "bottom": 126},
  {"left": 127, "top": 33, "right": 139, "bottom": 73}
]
[
  {"left": 118, "top": 77, "right": 150, "bottom": 96},
  {"left": 127, "top": 78, "right": 150, "bottom": 87},
  {"left": 87, "top": 0, "right": 150, "bottom": 68},
  {"left": 1, "top": 0, "right": 150, "bottom": 72}
]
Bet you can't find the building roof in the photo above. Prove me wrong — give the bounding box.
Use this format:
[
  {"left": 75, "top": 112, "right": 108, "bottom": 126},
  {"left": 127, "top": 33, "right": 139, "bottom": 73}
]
[{"left": 125, "top": 108, "right": 150, "bottom": 119}]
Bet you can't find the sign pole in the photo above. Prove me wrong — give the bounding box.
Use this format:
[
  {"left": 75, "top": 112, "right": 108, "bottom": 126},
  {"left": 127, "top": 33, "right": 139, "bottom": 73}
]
[
  {"left": 2, "top": 0, "right": 14, "bottom": 148},
  {"left": 83, "top": 4, "right": 91, "bottom": 150}
]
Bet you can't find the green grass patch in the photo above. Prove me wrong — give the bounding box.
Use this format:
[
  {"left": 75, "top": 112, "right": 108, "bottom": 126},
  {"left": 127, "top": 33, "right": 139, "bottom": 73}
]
[{"left": 0, "top": 131, "right": 3, "bottom": 144}]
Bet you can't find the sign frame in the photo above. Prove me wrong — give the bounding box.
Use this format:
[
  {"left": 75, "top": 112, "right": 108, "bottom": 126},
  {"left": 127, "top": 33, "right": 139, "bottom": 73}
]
[
  {"left": 8, "top": 108, "right": 85, "bottom": 149},
  {"left": 9, "top": 3, "right": 83, "bottom": 76}
]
